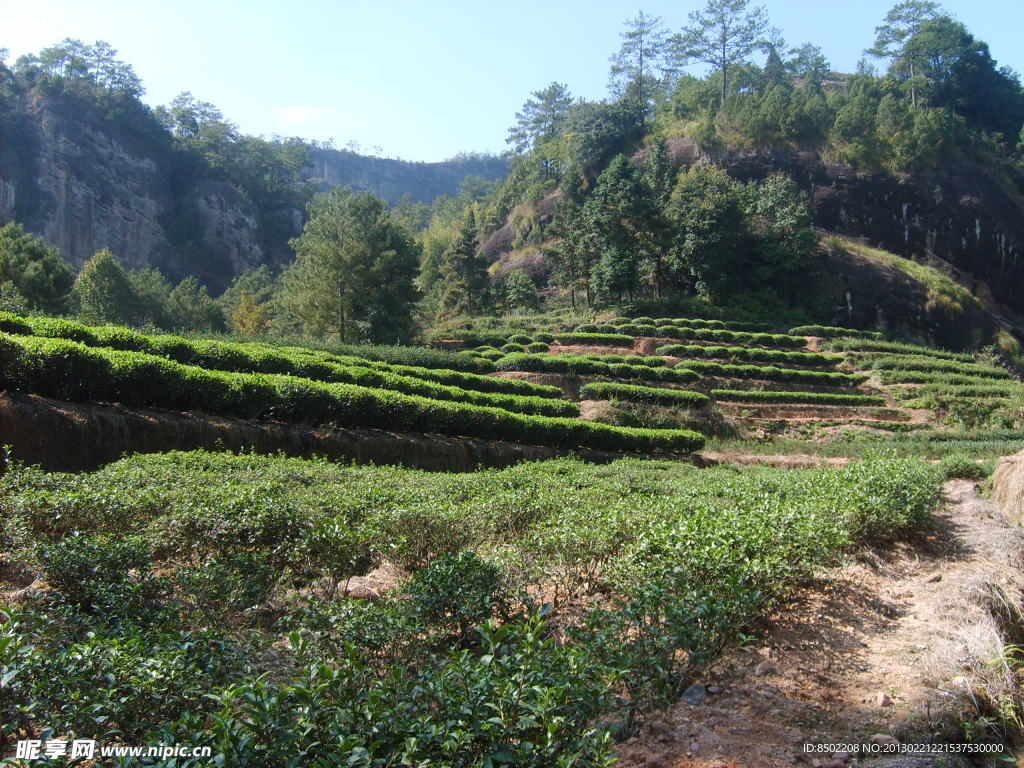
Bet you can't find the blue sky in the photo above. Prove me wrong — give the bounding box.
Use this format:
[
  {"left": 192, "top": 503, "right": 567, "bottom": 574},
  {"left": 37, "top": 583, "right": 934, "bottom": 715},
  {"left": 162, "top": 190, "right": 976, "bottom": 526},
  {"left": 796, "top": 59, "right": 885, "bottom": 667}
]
[{"left": 2, "top": 0, "right": 1022, "bottom": 161}]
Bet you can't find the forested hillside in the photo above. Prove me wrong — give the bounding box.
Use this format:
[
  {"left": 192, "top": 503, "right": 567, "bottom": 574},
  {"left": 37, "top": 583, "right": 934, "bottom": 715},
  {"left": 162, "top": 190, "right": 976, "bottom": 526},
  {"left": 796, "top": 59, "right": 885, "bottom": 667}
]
[
  {"left": 0, "top": 43, "right": 506, "bottom": 292},
  {"left": 2, "top": 0, "right": 1024, "bottom": 352},
  {"left": 417, "top": 0, "right": 1024, "bottom": 339}
]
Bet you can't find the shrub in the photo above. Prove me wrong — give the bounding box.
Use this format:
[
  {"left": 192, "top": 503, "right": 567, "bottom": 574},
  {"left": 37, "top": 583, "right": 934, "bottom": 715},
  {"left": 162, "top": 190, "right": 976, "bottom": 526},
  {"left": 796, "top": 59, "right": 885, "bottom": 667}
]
[
  {"left": 938, "top": 454, "right": 990, "bottom": 480},
  {"left": 555, "top": 333, "right": 634, "bottom": 347},
  {"left": 675, "top": 358, "right": 865, "bottom": 387},
  {"left": 34, "top": 534, "right": 165, "bottom": 616},
  {"left": 403, "top": 551, "right": 510, "bottom": 644},
  {"left": 711, "top": 389, "right": 885, "bottom": 406},
  {"left": 581, "top": 382, "right": 709, "bottom": 409},
  {"left": 174, "top": 552, "right": 280, "bottom": 615},
  {"left": 0, "top": 335, "right": 703, "bottom": 453},
  {"left": 527, "top": 342, "right": 550, "bottom": 353},
  {"left": 534, "top": 332, "right": 555, "bottom": 343},
  {"left": 656, "top": 343, "right": 841, "bottom": 367},
  {"left": 508, "top": 334, "right": 533, "bottom": 345},
  {"left": 788, "top": 325, "right": 883, "bottom": 339}
]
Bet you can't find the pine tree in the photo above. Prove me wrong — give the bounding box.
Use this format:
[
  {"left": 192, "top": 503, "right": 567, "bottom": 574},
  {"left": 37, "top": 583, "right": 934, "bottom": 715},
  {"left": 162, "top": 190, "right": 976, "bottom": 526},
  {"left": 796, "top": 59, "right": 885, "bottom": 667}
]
[
  {"left": 283, "top": 188, "right": 420, "bottom": 343},
  {"left": 72, "top": 248, "right": 137, "bottom": 325},
  {"left": 439, "top": 209, "right": 490, "bottom": 316},
  {"left": 166, "top": 277, "right": 225, "bottom": 332},
  {"left": 0, "top": 222, "right": 75, "bottom": 313},
  {"left": 866, "top": 0, "right": 944, "bottom": 108},
  {"left": 673, "top": 0, "right": 771, "bottom": 106},
  {"left": 609, "top": 12, "right": 669, "bottom": 120},
  {"left": 583, "top": 155, "right": 657, "bottom": 301}
]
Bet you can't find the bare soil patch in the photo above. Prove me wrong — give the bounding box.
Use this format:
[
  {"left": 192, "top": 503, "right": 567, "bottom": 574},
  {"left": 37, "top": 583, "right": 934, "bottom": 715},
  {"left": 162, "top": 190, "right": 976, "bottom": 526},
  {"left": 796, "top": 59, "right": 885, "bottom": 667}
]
[{"left": 616, "top": 480, "right": 1024, "bottom": 768}]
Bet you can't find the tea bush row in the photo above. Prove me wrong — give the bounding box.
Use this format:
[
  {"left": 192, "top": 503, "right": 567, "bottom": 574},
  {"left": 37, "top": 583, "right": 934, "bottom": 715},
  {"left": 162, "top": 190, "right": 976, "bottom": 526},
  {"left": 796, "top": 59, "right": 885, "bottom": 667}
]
[
  {"left": 554, "top": 332, "right": 635, "bottom": 347},
  {"left": 711, "top": 389, "right": 886, "bottom": 406},
  {"left": 852, "top": 353, "right": 1011, "bottom": 379},
  {"left": 892, "top": 382, "right": 1022, "bottom": 401},
  {"left": 821, "top": 337, "right": 975, "bottom": 362},
  {"left": 876, "top": 369, "right": 1015, "bottom": 387},
  {"left": 656, "top": 343, "right": 841, "bottom": 367},
  {"left": 580, "top": 382, "right": 709, "bottom": 408},
  {"left": 578, "top": 354, "right": 667, "bottom": 367},
  {"left": 787, "top": 325, "right": 883, "bottom": 339},
  {"left": 0, "top": 335, "right": 704, "bottom": 453},
  {"left": 495, "top": 353, "right": 699, "bottom": 383},
  {"left": 602, "top": 316, "right": 773, "bottom": 332},
  {"left": 675, "top": 359, "right": 867, "bottom": 387},
  {"left": 588, "top": 324, "right": 806, "bottom": 348},
  {"left": 0, "top": 312, "right": 563, "bottom": 399},
  {"left": 0, "top": 332, "right": 577, "bottom": 418}
]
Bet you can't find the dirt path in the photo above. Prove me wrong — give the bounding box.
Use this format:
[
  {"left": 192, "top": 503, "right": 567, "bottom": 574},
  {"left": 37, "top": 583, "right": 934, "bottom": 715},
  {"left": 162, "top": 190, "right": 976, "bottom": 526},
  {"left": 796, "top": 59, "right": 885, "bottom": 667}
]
[{"left": 616, "top": 480, "right": 1024, "bottom": 768}]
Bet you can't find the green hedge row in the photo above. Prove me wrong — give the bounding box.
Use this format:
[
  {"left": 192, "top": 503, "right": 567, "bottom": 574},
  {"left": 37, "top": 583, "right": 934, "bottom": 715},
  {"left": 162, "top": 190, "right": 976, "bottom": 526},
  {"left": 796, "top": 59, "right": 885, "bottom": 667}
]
[
  {"left": 593, "top": 324, "right": 806, "bottom": 348},
  {"left": 787, "top": 325, "right": 883, "bottom": 339},
  {"left": 495, "top": 353, "right": 699, "bottom": 383},
  {"left": 0, "top": 313, "right": 564, "bottom": 400},
  {"left": 675, "top": 359, "right": 867, "bottom": 387},
  {"left": 892, "top": 382, "right": 1023, "bottom": 400},
  {"left": 711, "top": 389, "right": 886, "bottom": 406},
  {"left": 854, "top": 353, "right": 1012, "bottom": 379},
  {"left": 0, "top": 334, "right": 705, "bottom": 453},
  {"left": 580, "top": 381, "right": 709, "bottom": 408},
  {"left": 434, "top": 330, "right": 510, "bottom": 347},
  {"left": 554, "top": 333, "right": 635, "bottom": 347},
  {"left": 577, "top": 354, "right": 667, "bottom": 367},
  {"left": 604, "top": 316, "right": 773, "bottom": 332},
  {"left": 655, "top": 344, "right": 841, "bottom": 367},
  {"left": 877, "top": 369, "right": 1016, "bottom": 387},
  {"left": 821, "top": 337, "right": 975, "bottom": 362},
  {"left": 0, "top": 329, "right": 576, "bottom": 418}
]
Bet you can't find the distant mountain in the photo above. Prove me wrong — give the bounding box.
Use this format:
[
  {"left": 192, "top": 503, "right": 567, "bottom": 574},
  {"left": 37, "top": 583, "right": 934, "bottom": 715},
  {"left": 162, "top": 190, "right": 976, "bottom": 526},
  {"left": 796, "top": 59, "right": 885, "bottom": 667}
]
[
  {"left": 0, "top": 88, "right": 507, "bottom": 292},
  {"left": 306, "top": 148, "right": 507, "bottom": 205}
]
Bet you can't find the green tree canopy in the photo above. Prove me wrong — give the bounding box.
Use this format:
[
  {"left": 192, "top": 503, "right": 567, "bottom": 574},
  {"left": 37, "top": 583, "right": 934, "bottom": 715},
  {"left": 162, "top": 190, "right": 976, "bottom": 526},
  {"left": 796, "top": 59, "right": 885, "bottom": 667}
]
[
  {"left": 72, "top": 248, "right": 137, "bottom": 325},
  {"left": 126, "top": 266, "right": 172, "bottom": 327},
  {"left": 498, "top": 269, "right": 538, "bottom": 314},
  {"left": 666, "top": 164, "right": 748, "bottom": 297},
  {"left": 0, "top": 222, "right": 75, "bottom": 313},
  {"left": 608, "top": 12, "right": 669, "bottom": 119},
  {"left": 672, "top": 0, "right": 772, "bottom": 106},
  {"left": 283, "top": 188, "right": 420, "bottom": 343},
  {"left": 165, "top": 276, "right": 225, "bottom": 332},
  {"left": 438, "top": 208, "right": 490, "bottom": 317},
  {"left": 582, "top": 155, "right": 657, "bottom": 301},
  {"left": 507, "top": 82, "right": 574, "bottom": 154}
]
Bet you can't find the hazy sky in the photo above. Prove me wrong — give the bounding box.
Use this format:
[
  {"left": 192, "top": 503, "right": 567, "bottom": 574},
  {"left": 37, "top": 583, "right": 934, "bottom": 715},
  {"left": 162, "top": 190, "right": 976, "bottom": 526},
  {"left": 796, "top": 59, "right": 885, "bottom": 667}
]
[{"left": 2, "top": 0, "right": 1022, "bottom": 162}]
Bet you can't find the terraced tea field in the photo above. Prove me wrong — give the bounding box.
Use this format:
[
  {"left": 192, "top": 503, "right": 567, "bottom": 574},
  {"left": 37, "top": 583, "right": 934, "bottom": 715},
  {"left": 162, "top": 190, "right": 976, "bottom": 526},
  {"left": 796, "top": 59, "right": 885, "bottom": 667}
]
[
  {"left": 3, "top": 310, "right": 1024, "bottom": 765},
  {"left": 4, "top": 310, "right": 1024, "bottom": 466}
]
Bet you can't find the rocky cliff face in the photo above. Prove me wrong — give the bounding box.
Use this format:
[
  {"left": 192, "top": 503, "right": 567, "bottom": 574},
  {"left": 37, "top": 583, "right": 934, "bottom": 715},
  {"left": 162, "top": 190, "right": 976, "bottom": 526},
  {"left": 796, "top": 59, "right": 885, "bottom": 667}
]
[
  {"left": 307, "top": 148, "right": 508, "bottom": 205},
  {"left": 661, "top": 138, "right": 1024, "bottom": 318},
  {"left": 0, "top": 93, "right": 177, "bottom": 274},
  {"left": 0, "top": 93, "right": 507, "bottom": 291},
  {"left": 0, "top": 93, "right": 270, "bottom": 288}
]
